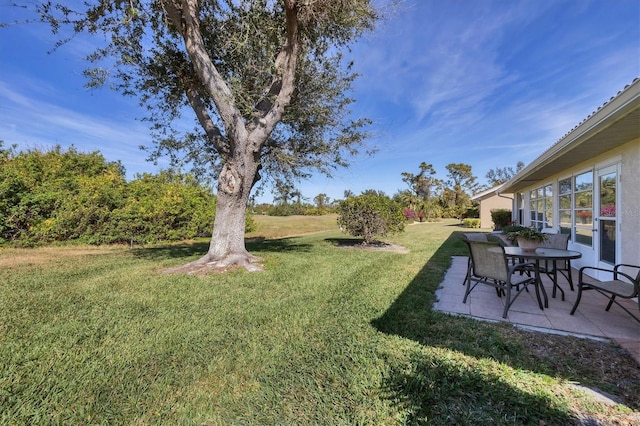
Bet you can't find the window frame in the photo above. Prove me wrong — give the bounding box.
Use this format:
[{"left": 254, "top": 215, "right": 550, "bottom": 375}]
[
  {"left": 573, "top": 169, "right": 594, "bottom": 247},
  {"left": 528, "top": 183, "right": 553, "bottom": 230}
]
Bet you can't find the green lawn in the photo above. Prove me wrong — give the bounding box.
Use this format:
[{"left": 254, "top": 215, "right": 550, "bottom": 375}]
[
  {"left": 1, "top": 219, "right": 638, "bottom": 424},
  {"left": 247, "top": 213, "right": 340, "bottom": 239}
]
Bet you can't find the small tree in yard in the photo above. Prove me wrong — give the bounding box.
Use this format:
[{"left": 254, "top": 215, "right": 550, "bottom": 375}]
[
  {"left": 21, "top": 0, "right": 382, "bottom": 272},
  {"left": 337, "top": 193, "right": 404, "bottom": 244}
]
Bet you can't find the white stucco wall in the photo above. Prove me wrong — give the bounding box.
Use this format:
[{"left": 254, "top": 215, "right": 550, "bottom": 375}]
[{"left": 621, "top": 138, "right": 640, "bottom": 265}]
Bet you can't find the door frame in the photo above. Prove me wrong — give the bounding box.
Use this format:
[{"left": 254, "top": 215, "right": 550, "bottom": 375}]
[{"left": 594, "top": 163, "right": 620, "bottom": 280}]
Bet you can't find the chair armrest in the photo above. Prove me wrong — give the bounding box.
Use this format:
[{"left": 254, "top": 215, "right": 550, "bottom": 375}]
[
  {"left": 614, "top": 264, "right": 640, "bottom": 281},
  {"left": 611, "top": 271, "right": 640, "bottom": 287},
  {"left": 614, "top": 264, "right": 640, "bottom": 271},
  {"left": 579, "top": 265, "right": 608, "bottom": 274},
  {"left": 580, "top": 265, "right": 640, "bottom": 288},
  {"left": 579, "top": 265, "right": 612, "bottom": 281}
]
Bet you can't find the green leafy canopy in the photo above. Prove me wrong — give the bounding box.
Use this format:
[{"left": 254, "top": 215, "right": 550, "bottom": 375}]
[
  {"left": 32, "top": 0, "right": 379, "bottom": 191},
  {"left": 337, "top": 192, "right": 405, "bottom": 244}
]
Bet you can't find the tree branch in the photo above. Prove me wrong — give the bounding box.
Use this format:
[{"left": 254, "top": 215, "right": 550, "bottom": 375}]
[
  {"left": 184, "top": 86, "right": 229, "bottom": 156},
  {"left": 163, "top": 0, "right": 247, "bottom": 146},
  {"left": 249, "top": 1, "right": 300, "bottom": 150}
]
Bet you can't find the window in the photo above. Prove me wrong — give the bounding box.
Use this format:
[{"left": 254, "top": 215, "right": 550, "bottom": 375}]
[
  {"left": 558, "top": 178, "right": 572, "bottom": 237},
  {"left": 574, "top": 171, "right": 593, "bottom": 246},
  {"left": 529, "top": 184, "right": 552, "bottom": 230}
]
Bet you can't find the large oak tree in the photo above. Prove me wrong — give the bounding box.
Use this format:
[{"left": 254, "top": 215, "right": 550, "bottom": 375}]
[{"left": 29, "top": 0, "right": 380, "bottom": 272}]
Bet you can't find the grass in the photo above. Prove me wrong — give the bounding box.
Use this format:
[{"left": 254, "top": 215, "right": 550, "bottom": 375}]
[
  {"left": 246, "top": 213, "right": 340, "bottom": 239},
  {"left": 1, "top": 218, "right": 638, "bottom": 424}
]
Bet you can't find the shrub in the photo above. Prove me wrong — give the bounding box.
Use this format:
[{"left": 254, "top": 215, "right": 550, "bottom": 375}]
[
  {"left": 421, "top": 201, "right": 443, "bottom": 221},
  {"left": 466, "top": 206, "right": 480, "bottom": 218},
  {"left": 245, "top": 214, "right": 257, "bottom": 233},
  {"left": 503, "top": 224, "right": 527, "bottom": 234},
  {"left": 490, "top": 209, "right": 512, "bottom": 231},
  {"left": 112, "top": 170, "right": 218, "bottom": 244},
  {"left": 0, "top": 144, "right": 229, "bottom": 246},
  {"left": 337, "top": 194, "right": 405, "bottom": 244},
  {"left": 403, "top": 208, "right": 418, "bottom": 221},
  {"left": 0, "top": 144, "right": 127, "bottom": 245},
  {"left": 506, "top": 226, "right": 547, "bottom": 243},
  {"left": 462, "top": 218, "right": 481, "bottom": 228}
]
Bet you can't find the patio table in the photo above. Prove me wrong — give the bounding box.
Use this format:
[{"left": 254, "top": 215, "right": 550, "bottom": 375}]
[{"left": 499, "top": 247, "right": 582, "bottom": 309}]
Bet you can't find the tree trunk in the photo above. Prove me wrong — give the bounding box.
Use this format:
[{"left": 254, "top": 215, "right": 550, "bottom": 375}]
[
  {"left": 161, "top": 1, "right": 300, "bottom": 274},
  {"left": 164, "top": 158, "right": 263, "bottom": 274},
  {"left": 205, "top": 178, "right": 262, "bottom": 271}
]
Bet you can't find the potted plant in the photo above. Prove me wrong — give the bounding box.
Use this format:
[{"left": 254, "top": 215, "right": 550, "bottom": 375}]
[{"left": 506, "top": 226, "right": 547, "bottom": 251}]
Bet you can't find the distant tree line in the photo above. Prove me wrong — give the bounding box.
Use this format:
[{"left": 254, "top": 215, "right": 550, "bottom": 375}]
[
  {"left": 394, "top": 162, "right": 481, "bottom": 221},
  {"left": 394, "top": 161, "right": 524, "bottom": 222},
  {"left": 0, "top": 143, "right": 255, "bottom": 246},
  {"left": 255, "top": 161, "right": 522, "bottom": 223},
  {"left": 250, "top": 180, "right": 337, "bottom": 216},
  {"left": 331, "top": 161, "right": 521, "bottom": 243}
]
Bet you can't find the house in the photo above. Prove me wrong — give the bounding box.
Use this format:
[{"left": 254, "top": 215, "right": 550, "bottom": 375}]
[
  {"left": 471, "top": 184, "right": 512, "bottom": 230},
  {"left": 498, "top": 78, "right": 640, "bottom": 280}
]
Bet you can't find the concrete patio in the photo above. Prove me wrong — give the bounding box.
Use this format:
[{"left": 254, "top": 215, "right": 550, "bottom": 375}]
[{"left": 434, "top": 256, "right": 640, "bottom": 365}]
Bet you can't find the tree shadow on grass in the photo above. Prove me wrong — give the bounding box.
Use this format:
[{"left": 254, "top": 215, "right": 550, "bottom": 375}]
[
  {"left": 324, "top": 237, "right": 407, "bottom": 252},
  {"left": 372, "top": 231, "right": 640, "bottom": 422},
  {"left": 130, "top": 241, "right": 210, "bottom": 261},
  {"left": 246, "top": 236, "right": 314, "bottom": 253},
  {"left": 324, "top": 237, "right": 366, "bottom": 246},
  {"left": 130, "top": 237, "right": 313, "bottom": 261}
]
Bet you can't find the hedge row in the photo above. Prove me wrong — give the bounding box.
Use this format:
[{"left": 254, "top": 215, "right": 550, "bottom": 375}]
[{"left": 0, "top": 144, "right": 239, "bottom": 246}]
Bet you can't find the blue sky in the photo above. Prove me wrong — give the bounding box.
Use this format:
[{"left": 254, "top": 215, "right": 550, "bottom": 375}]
[{"left": 1, "top": 0, "right": 639, "bottom": 204}]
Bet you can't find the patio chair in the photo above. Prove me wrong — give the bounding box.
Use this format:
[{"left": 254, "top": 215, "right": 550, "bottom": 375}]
[
  {"left": 463, "top": 233, "right": 489, "bottom": 242},
  {"left": 462, "top": 233, "right": 488, "bottom": 287},
  {"left": 489, "top": 232, "right": 529, "bottom": 275},
  {"left": 539, "top": 233, "right": 574, "bottom": 300},
  {"left": 463, "top": 240, "right": 542, "bottom": 319},
  {"left": 490, "top": 232, "right": 514, "bottom": 247},
  {"left": 570, "top": 264, "right": 640, "bottom": 323}
]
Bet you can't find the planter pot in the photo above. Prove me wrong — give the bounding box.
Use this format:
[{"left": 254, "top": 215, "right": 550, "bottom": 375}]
[{"left": 517, "top": 238, "right": 540, "bottom": 252}]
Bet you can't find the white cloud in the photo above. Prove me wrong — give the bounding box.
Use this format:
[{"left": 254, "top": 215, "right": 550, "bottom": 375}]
[{"left": 0, "top": 79, "right": 161, "bottom": 178}]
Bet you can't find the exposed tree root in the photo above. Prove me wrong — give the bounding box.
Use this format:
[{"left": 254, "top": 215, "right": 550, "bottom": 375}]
[{"left": 163, "top": 252, "right": 264, "bottom": 275}]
